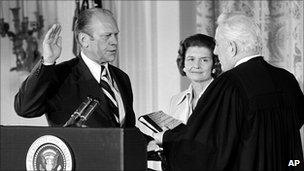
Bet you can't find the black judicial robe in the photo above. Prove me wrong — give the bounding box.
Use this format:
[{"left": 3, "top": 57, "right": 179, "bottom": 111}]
[{"left": 163, "top": 57, "right": 304, "bottom": 171}]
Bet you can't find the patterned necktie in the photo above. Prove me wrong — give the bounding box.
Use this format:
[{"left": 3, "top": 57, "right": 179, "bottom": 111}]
[{"left": 100, "top": 65, "right": 119, "bottom": 124}]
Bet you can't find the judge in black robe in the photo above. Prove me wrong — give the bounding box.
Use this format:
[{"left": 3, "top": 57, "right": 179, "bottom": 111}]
[
  {"left": 162, "top": 57, "right": 304, "bottom": 171},
  {"left": 157, "top": 12, "right": 304, "bottom": 171}
]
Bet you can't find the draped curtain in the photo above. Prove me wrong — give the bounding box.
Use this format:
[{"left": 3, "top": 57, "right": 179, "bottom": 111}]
[
  {"left": 103, "top": 1, "right": 182, "bottom": 141},
  {"left": 196, "top": 0, "right": 304, "bottom": 154},
  {"left": 196, "top": 0, "right": 303, "bottom": 90},
  {"left": 114, "top": 1, "right": 158, "bottom": 117},
  {"left": 103, "top": 1, "right": 159, "bottom": 133}
]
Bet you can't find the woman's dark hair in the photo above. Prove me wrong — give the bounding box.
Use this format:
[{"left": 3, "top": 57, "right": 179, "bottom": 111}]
[{"left": 176, "top": 34, "right": 221, "bottom": 77}]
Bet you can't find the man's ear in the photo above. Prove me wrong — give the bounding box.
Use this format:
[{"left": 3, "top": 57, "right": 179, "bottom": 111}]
[
  {"left": 78, "top": 32, "right": 90, "bottom": 48},
  {"left": 228, "top": 40, "right": 237, "bottom": 57}
]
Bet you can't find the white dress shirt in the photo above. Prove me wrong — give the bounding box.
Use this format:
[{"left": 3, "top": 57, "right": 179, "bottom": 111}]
[{"left": 168, "top": 79, "right": 213, "bottom": 124}]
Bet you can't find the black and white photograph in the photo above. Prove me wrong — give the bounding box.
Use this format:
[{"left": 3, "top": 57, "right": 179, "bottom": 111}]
[{"left": 0, "top": 0, "right": 303, "bottom": 170}]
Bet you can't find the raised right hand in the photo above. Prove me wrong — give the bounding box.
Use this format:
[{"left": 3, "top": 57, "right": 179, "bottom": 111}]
[{"left": 42, "top": 24, "right": 62, "bottom": 64}]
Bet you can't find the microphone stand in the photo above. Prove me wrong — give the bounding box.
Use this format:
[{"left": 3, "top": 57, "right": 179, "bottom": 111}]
[
  {"left": 77, "top": 99, "right": 99, "bottom": 127},
  {"left": 63, "top": 97, "right": 92, "bottom": 127}
]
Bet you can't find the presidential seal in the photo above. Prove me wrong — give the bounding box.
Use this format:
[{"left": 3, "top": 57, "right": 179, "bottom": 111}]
[{"left": 26, "top": 135, "right": 73, "bottom": 171}]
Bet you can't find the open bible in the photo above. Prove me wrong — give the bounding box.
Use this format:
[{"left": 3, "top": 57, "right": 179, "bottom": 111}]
[{"left": 138, "top": 111, "right": 183, "bottom": 133}]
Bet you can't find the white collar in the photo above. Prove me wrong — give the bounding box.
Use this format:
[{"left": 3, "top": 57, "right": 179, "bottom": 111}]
[
  {"left": 81, "top": 51, "right": 109, "bottom": 83},
  {"left": 176, "top": 85, "right": 193, "bottom": 105},
  {"left": 177, "top": 79, "right": 213, "bottom": 105},
  {"left": 234, "top": 54, "right": 261, "bottom": 67}
]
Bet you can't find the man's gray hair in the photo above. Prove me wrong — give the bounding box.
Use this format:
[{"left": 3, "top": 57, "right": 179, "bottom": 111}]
[
  {"left": 74, "top": 8, "right": 115, "bottom": 43},
  {"left": 216, "top": 11, "right": 262, "bottom": 54}
]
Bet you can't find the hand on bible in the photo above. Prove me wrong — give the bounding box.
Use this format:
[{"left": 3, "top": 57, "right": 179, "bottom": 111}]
[
  {"left": 147, "top": 140, "right": 161, "bottom": 152},
  {"left": 152, "top": 127, "right": 169, "bottom": 145},
  {"left": 42, "top": 24, "right": 62, "bottom": 65}
]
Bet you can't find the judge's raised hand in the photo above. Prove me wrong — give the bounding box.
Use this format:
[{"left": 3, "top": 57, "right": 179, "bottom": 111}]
[{"left": 42, "top": 24, "right": 62, "bottom": 65}]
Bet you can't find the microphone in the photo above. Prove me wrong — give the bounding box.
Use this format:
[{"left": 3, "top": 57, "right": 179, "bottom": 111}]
[
  {"left": 76, "top": 99, "right": 100, "bottom": 126},
  {"left": 63, "top": 97, "right": 93, "bottom": 127}
]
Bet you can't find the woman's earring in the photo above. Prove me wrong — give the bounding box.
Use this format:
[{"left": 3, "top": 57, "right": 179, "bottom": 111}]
[{"left": 212, "top": 68, "right": 216, "bottom": 74}]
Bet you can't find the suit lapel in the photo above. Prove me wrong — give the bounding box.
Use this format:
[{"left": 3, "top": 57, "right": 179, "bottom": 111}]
[{"left": 74, "top": 56, "right": 110, "bottom": 115}]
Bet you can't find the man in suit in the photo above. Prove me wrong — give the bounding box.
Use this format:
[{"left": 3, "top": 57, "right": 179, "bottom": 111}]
[
  {"left": 153, "top": 12, "right": 304, "bottom": 170},
  {"left": 14, "top": 8, "right": 135, "bottom": 128}
]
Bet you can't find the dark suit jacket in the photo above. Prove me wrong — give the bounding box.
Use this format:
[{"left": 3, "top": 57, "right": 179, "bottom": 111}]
[
  {"left": 163, "top": 57, "right": 304, "bottom": 171},
  {"left": 14, "top": 56, "right": 135, "bottom": 128}
]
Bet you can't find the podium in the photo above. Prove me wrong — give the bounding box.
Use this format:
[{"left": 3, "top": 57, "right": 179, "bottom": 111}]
[{"left": 0, "top": 126, "right": 146, "bottom": 171}]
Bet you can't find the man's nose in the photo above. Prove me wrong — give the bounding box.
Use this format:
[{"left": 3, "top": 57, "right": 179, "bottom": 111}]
[{"left": 109, "top": 34, "right": 118, "bottom": 45}]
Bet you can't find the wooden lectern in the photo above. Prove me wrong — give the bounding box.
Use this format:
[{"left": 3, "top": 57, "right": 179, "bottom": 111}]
[{"left": 0, "top": 126, "right": 146, "bottom": 171}]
